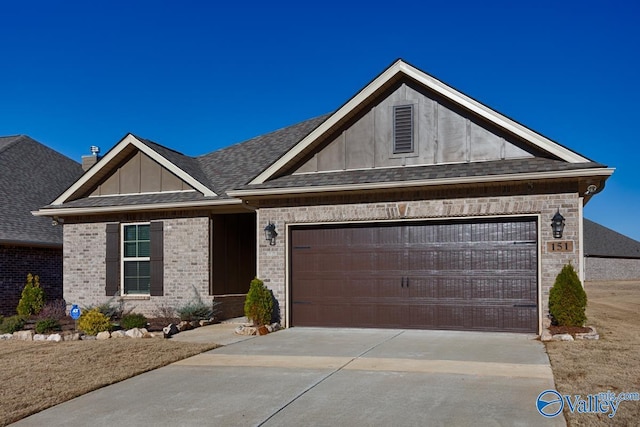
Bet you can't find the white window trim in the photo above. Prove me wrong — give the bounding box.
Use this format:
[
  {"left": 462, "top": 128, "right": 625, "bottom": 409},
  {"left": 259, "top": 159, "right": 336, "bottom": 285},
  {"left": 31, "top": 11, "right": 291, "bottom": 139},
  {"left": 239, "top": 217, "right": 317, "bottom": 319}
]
[{"left": 121, "top": 222, "right": 151, "bottom": 295}]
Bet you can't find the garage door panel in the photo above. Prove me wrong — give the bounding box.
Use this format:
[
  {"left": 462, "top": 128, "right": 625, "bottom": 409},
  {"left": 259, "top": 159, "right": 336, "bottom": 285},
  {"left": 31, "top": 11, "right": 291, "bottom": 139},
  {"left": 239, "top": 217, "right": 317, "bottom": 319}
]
[{"left": 291, "top": 219, "right": 538, "bottom": 332}]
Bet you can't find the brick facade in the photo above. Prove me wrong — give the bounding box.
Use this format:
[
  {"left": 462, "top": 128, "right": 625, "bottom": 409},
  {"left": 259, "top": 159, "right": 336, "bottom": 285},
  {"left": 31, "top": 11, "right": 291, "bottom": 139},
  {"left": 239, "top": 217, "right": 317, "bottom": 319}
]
[
  {"left": 0, "top": 245, "right": 63, "bottom": 316},
  {"left": 585, "top": 257, "right": 640, "bottom": 281},
  {"left": 257, "top": 192, "right": 582, "bottom": 331},
  {"left": 63, "top": 217, "right": 211, "bottom": 317}
]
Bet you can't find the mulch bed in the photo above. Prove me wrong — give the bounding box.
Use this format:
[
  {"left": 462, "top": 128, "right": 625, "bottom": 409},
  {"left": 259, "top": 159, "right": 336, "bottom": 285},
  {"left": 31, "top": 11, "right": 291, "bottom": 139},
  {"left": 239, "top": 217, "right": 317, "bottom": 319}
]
[{"left": 548, "top": 325, "right": 592, "bottom": 336}]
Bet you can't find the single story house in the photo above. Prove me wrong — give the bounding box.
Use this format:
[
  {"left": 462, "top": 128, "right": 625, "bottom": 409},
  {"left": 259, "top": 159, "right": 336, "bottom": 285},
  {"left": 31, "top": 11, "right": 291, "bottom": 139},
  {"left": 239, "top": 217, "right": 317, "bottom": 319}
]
[
  {"left": 0, "top": 135, "right": 84, "bottom": 316},
  {"left": 35, "top": 60, "right": 614, "bottom": 333},
  {"left": 584, "top": 218, "right": 640, "bottom": 281}
]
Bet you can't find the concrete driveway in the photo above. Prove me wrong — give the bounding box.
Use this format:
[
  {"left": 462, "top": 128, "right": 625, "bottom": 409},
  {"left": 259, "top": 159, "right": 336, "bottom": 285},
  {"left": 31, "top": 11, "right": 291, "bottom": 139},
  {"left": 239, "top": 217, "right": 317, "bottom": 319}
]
[{"left": 13, "top": 328, "right": 563, "bottom": 426}]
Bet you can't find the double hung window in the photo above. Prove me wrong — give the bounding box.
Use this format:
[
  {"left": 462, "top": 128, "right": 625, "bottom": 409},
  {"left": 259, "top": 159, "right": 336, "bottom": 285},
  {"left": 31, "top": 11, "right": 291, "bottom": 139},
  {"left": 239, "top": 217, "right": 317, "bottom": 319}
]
[{"left": 122, "top": 223, "right": 151, "bottom": 294}]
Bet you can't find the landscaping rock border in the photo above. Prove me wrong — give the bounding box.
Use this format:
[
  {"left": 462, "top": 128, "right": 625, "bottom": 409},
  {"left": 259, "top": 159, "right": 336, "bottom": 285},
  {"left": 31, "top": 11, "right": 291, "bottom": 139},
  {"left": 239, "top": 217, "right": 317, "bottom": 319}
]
[{"left": 541, "top": 326, "right": 599, "bottom": 342}]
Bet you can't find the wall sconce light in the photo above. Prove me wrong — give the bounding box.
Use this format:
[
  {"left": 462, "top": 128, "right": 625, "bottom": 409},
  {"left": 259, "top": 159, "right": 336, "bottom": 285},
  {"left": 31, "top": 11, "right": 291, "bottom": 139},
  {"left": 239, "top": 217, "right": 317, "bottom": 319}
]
[
  {"left": 264, "top": 222, "right": 278, "bottom": 246},
  {"left": 551, "top": 209, "right": 565, "bottom": 239}
]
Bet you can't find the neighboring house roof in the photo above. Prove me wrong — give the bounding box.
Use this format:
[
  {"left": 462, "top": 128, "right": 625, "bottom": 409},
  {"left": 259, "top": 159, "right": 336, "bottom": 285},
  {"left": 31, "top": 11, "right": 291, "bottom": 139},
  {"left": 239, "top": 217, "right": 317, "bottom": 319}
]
[
  {"left": 0, "top": 135, "right": 83, "bottom": 246},
  {"left": 584, "top": 219, "right": 640, "bottom": 259},
  {"left": 34, "top": 59, "right": 613, "bottom": 216}
]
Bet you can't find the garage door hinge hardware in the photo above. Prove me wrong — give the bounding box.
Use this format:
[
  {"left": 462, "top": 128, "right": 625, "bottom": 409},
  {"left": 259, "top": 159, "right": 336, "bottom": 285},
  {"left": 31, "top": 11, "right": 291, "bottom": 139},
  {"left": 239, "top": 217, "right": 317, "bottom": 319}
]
[
  {"left": 513, "top": 304, "right": 536, "bottom": 308},
  {"left": 293, "top": 246, "right": 311, "bottom": 250},
  {"left": 512, "top": 241, "right": 536, "bottom": 245},
  {"left": 401, "top": 277, "right": 409, "bottom": 287}
]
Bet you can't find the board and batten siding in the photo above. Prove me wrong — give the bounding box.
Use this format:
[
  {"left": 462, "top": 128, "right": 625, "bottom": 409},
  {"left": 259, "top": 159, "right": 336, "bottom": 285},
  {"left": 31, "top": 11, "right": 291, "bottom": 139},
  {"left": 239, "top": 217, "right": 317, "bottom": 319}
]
[{"left": 294, "top": 82, "right": 535, "bottom": 174}]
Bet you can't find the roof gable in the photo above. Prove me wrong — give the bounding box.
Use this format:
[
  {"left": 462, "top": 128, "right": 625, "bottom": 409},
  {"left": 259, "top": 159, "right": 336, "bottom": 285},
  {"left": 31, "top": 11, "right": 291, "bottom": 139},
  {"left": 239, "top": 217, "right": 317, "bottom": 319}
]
[
  {"left": 51, "top": 134, "right": 216, "bottom": 205},
  {"left": 88, "top": 150, "right": 195, "bottom": 197},
  {"left": 250, "top": 59, "right": 592, "bottom": 185},
  {"left": 292, "top": 79, "right": 548, "bottom": 175}
]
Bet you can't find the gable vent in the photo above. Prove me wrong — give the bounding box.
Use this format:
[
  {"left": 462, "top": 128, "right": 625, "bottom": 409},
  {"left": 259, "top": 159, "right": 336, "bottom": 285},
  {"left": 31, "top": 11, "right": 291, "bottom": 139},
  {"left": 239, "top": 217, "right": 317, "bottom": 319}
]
[{"left": 393, "top": 104, "right": 414, "bottom": 153}]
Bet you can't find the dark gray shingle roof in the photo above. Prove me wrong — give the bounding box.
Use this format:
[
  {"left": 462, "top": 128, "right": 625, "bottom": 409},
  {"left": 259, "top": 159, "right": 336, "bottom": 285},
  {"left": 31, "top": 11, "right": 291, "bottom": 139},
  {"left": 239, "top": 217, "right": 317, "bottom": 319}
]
[
  {"left": 584, "top": 219, "right": 640, "bottom": 259},
  {"left": 57, "top": 191, "right": 209, "bottom": 209},
  {"left": 238, "top": 158, "right": 606, "bottom": 190},
  {"left": 0, "top": 135, "right": 84, "bottom": 245},
  {"left": 196, "top": 114, "right": 329, "bottom": 198}
]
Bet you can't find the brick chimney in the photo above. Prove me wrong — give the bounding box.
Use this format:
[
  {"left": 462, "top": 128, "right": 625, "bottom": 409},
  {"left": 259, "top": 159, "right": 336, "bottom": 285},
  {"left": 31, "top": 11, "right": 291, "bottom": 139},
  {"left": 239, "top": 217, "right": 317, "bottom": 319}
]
[{"left": 81, "top": 146, "right": 100, "bottom": 171}]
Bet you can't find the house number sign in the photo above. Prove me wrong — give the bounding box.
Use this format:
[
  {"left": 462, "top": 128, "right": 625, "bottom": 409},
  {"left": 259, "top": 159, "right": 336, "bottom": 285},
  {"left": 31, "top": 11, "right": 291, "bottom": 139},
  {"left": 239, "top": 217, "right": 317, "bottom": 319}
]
[{"left": 547, "top": 241, "right": 574, "bottom": 252}]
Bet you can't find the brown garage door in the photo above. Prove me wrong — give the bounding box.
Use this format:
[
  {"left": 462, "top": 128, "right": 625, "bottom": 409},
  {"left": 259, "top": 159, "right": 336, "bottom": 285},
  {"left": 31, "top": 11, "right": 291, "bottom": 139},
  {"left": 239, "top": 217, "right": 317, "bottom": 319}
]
[{"left": 290, "top": 218, "right": 538, "bottom": 332}]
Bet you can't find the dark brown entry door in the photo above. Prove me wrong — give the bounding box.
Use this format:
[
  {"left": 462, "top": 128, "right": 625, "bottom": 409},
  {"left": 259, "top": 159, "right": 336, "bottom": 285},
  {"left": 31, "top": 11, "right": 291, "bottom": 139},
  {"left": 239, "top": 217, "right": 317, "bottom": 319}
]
[{"left": 290, "top": 218, "right": 538, "bottom": 332}]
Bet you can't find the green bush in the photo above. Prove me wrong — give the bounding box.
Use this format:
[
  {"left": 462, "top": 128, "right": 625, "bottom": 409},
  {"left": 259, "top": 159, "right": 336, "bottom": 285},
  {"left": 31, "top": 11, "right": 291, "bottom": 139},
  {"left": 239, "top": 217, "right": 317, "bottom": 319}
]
[
  {"left": 35, "top": 318, "right": 61, "bottom": 334},
  {"left": 176, "top": 285, "right": 219, "bottom": 321},
  {"left": 549, "top": 264, "right": 587, "bottom": 327},
  {"left": 78, "top": 308, "right": 113, "bottom": 335},
  {"left": 120, "top": 313, "right": 148, "bottom": 329},
  {"left": 0, "top": 316, "right": 26, "bottom": 334},
  {"left": 16, "top": 273, "right": 45, "bottom": 316},
  {"left": 244, "top": 277, "right": 274, "bottom": 326}
]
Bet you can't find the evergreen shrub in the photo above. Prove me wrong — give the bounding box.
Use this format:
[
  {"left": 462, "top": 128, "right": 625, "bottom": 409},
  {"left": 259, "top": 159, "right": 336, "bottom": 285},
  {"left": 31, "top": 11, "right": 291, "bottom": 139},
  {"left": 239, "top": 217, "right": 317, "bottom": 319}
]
[
  {"left": 549, "top": 264, "right": 587, "bottom": 327},
  {"left": 244, "top": 277, "right": 274, "bottom": 326}
]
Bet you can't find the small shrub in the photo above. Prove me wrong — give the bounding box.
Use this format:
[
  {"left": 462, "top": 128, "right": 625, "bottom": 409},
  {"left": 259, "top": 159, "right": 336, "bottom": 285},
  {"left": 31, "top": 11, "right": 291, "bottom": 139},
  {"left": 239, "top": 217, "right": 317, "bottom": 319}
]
[
  {"left": 121, "top": 313, "right": 148, "bottom": 329},
  {"left": 78, "top": 308, "right": 112, "bottom": 335},
  {"left": 35, "top": 318, "right": 61, "bottom": 334},
  {"left": 84, "top": 294, "right": 129, "bottom": 320},
  {"left": 176, "top": 285, "right": 220, "bottom": 321},
  {"left": 549, "top": 264, "right": 587, "bottom": 327},
  {"left": 37, "top": 299, "right": 67, "bottom": 321},
  {"left": 16, "top": 273, "right": 45, "bottom": 316},
  {"left": 244, "top": 277, "right": 274, "bottom": 326},
  {"left": 0, "top": 316, "right": 26, "bottom": 334}
]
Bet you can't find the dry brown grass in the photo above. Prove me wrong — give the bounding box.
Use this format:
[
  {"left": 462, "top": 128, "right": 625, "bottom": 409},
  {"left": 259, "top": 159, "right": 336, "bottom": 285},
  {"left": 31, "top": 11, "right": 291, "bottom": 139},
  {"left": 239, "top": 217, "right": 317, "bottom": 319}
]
[
  {"left": 0, "top": 338, "right": 217, "bottom": 426},
  {"left": 546, "top": 280, "right": 640, "bottom": 426}
]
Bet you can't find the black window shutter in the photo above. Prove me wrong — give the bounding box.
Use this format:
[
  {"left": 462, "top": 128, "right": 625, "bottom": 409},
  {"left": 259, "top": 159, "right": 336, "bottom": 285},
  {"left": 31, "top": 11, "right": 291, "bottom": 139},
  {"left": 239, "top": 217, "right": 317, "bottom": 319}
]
[
  {"left": 150, "top": 221, "right": 164, "bottom": 296},
  {"left": 105, "top": 223, "right": 120, "bottom": 296}
]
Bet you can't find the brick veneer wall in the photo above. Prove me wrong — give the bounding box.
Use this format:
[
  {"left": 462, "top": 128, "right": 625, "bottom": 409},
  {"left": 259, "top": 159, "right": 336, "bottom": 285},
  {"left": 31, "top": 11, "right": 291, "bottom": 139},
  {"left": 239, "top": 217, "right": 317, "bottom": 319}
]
[
  {"left": 63, "top": 217, "right": 211, "bottom": 317},
  {"left": 0, "top": 245, "right": 63, "bottom": 316},
  {"left": 257, "top": 192, "right": 582, "bottom": 330},
  {"left": 585, "top": 257, "right": 640, "bottom": 281}
]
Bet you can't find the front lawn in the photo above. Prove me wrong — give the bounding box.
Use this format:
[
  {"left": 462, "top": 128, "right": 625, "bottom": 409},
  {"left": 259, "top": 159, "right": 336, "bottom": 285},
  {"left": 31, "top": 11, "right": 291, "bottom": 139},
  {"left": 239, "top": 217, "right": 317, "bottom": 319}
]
[
  {"left": 0, "top": 339, "right": 217, "bottom": 426},
  {"left": 546, "top": 280, "right": 640, "bottom": 426}
]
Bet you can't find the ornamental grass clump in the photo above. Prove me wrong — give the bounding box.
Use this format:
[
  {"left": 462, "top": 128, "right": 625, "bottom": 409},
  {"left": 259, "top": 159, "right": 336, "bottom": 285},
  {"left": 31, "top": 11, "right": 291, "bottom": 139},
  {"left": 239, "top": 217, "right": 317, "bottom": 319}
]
[
  {"left": 16, "top": 273, "right": 45, "bottom": 316},
  {"left": 176, "top": 285, "right": 219, "bottom": 321},
  {"left": 78, "top": 308, "right": 112, "bottom": 336},
  {"left": 244, "top": 277, "right": 274, "bottom": 326},
  {"left": 549, "top": 264, "right": 587, "bottom": 327}
]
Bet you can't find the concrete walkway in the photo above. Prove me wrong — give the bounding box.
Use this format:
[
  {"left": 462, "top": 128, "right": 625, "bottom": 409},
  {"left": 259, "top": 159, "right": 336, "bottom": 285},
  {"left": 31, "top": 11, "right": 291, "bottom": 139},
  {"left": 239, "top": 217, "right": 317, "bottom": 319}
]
[{"left": 12, "top": 326, "right": 564, "bottom": 426}]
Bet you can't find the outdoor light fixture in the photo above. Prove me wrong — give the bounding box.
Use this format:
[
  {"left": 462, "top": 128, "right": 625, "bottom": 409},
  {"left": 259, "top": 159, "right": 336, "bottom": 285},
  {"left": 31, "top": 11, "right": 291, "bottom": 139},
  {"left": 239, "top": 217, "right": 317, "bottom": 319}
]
[
  {"left": 264, "top": 222, "right": 278, "bottom": 246},
  {"left": 551, "top": 209, "right": 565, "bottom": 239}
]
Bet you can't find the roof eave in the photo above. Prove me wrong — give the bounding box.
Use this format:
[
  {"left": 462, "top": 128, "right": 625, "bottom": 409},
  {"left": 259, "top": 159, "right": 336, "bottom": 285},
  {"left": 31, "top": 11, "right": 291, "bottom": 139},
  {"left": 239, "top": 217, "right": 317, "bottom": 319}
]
[
  {"left": 32, "top": 198, "right": 243, "bottom": 217},
  {"left": 230, "top": 167, "right": 615, "bottom": 198}
]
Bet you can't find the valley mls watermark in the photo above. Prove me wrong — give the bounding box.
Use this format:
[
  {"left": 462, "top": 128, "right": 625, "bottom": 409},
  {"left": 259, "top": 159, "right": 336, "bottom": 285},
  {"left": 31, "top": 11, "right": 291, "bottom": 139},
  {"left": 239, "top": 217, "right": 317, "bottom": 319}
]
[{"left": 537, "top": 389, "right": 640, "bottom": 419}]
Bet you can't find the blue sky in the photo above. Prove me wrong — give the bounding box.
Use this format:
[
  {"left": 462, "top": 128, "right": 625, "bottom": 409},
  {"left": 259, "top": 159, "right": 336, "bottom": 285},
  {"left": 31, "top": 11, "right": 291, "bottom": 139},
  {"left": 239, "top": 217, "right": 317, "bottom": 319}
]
[{"left": 1, "top": 1, "right": 638, "bottom": 240}]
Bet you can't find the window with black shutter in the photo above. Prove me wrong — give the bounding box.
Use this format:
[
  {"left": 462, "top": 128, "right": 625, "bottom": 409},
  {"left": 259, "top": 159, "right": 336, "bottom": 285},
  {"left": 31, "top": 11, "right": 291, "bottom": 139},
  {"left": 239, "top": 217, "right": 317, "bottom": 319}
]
[{"left": 105, "top": 221, "right": 163, "bottom": 296}]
